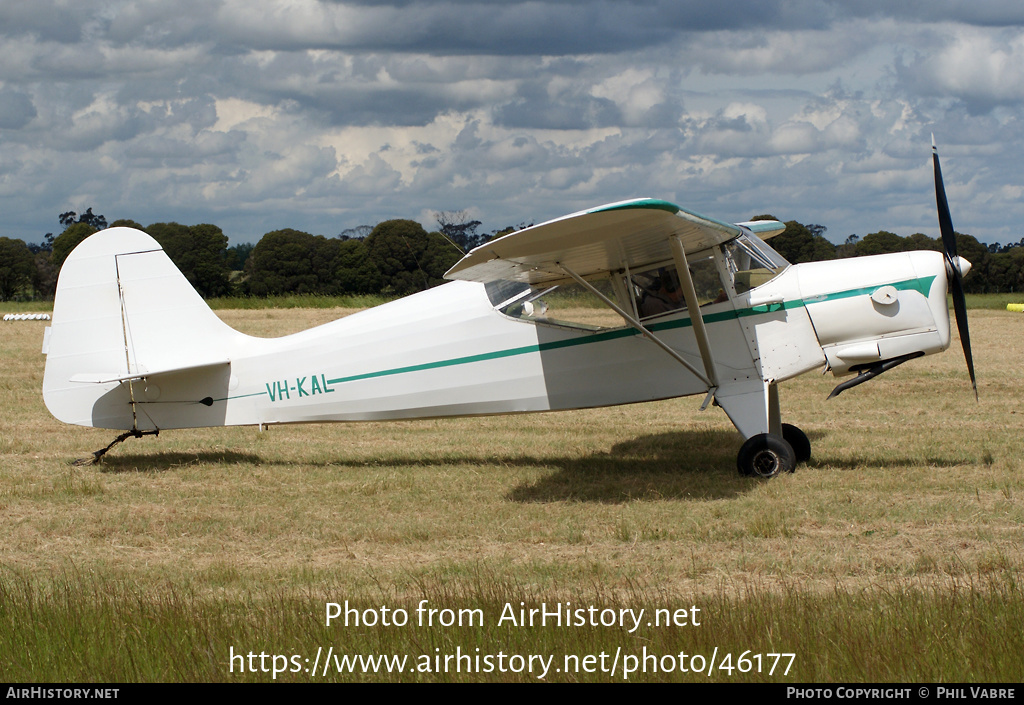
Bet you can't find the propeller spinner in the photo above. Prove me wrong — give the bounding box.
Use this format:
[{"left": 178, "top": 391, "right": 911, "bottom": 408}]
[{"left": 932, "top": 136, "right": 978, "bottom": 400}]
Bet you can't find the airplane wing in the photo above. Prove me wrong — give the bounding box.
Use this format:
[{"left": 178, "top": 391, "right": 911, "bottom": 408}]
[{"left": 445, "top": 198, "right": 743, "bottom": 285}]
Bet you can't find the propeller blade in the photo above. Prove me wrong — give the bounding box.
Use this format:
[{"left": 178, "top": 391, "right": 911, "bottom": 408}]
[
  {"left": 933, "top": 136, "right": 958, "bottom": 261},
  {"left": 932, "top": 136, "right": 978, "bottom": 400}
]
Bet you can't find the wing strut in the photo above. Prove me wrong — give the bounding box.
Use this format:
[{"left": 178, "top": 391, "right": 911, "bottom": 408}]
[
  {"left": 669, "top": 236, "right": 720, "bottom": 389},
  {"left": 557, "top": 263, "right": 716, "bottom": 390}
]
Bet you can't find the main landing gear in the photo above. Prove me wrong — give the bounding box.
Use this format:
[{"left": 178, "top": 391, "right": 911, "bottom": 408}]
[{"left": 736, "top": 423, "right": 810, "bottom": 478}]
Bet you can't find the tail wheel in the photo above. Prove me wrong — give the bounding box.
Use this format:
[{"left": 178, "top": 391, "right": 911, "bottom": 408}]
[
  {"left": 781, "top": 423, "right": 810, "bottom": 465},
  {"left": 737, "top": 434, "right": 796, "bottom": 478}
]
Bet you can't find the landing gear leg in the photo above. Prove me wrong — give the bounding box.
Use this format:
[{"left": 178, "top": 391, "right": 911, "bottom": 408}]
[{"left": 772, "top": 383, "right": 810, "bottom": 466}]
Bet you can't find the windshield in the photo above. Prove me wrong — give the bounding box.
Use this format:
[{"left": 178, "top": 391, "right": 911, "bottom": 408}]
[{"left": 722, "top": 232, "right": 789, "bottom": 295}]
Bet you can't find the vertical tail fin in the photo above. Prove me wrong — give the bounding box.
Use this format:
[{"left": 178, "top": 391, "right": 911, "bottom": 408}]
[{"left": 43, "top": 227, "right": 246, "bottom": 429}]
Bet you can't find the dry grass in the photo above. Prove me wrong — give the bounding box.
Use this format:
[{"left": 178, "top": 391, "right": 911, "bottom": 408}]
[{"left": 1, "top": 305, "right": 1022, "bottom": 680}]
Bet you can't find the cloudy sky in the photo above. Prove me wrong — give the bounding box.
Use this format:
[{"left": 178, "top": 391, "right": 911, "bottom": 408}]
[{"left": 2, "top": 1, "right": 1023, "bottom": 247}]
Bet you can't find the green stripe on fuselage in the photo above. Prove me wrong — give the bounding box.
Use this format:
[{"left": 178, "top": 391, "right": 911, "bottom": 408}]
[
  {"left": 322, "top": 275, "right": 936, "bottom": 387},
  {"left": 229, "top": 275, "right": 936, "bottom": 398}
]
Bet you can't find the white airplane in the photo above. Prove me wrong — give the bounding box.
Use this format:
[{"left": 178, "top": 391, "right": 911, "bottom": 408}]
[{"left": 41, "top": 142, "right": 976, "bottom": 476}]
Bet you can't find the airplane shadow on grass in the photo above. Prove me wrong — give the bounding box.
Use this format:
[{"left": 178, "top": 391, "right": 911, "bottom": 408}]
[
  {"left": 96, "top": 450, "right": 263, "bottom": 473},
  {"left": 502, "top": 429, "right": 970, "bottom": 503},
  {"left": 93, "top": 429, "right": 750, "bottom": 502},
  {"left": 91, "top": 428, "right": 969, "bottom": 503},
  {"left": 505, "top": 430, "right": 748, "bottom": 503}
]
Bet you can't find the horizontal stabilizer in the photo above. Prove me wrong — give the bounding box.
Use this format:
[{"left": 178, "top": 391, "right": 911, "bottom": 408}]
[{"left": 69, "top": 359, "right": 230, "bottom": 384}]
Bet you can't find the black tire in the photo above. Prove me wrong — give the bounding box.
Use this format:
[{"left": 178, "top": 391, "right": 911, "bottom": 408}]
[
  {"left": 781, "top": 423, "right": 810, "bottom": 466},
  {"left": 737, "top": 434, "right": 796, "bottom": 478}
]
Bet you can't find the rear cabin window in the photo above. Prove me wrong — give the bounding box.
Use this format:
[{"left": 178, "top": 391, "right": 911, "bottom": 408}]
[{"left": 489, "top": 279, "right": 626, "bottom": 330}]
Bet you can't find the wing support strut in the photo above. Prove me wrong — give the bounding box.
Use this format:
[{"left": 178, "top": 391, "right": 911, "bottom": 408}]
[
  {"left": 669, "top": 236, "right": 720, "bottom": 389},
  {"left": 557, "top": 263, "right": 716, "bottom": 391}
]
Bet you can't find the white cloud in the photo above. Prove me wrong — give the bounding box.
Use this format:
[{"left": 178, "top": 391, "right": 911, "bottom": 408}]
[
  {"left": 683, "top": 28, "right": 868, "bottom": 76},
  {"left": 0, "top": 3, "right": 1023, "bottom": 245},
  {"left": 899, "top": 26, "right": 1024, "bottom": 110}
]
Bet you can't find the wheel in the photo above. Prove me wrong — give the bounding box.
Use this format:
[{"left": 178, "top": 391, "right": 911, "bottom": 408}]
[
  {"left": 781, "top": 423, "right": 810, "bottom": 465},
  {"left": 737, "top": 434, "right": 796, "bottom": 478}
]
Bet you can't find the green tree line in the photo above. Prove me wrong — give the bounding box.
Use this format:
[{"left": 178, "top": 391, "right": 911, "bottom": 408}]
[
  {"left": 762, "top": 218, "right": 1024, "bottom": 294},
  {"left": 0, "top": 209, "right": 494, "bottom": 301},
  {"left": 2, "top": 208, "right": 1023, "bottom": 302}
]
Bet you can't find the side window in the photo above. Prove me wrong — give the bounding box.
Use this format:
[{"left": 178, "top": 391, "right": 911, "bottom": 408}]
[
  {"left": 689, "top": 254, "right": 729, "bottom": 305},
  {"left": 632, "top": 254, "right": 728, "bottom": 321},
  {"left": 493, "top": 279, "right": 627, "bottom": 330},
  {"left": 633, "top": 267, "right": 684, "bottom": 318},
  {"left": 485, "top": 279, "right": 531, "bottom": 308}
]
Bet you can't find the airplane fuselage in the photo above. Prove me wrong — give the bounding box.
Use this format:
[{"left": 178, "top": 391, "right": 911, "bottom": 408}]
[{"left": 41, "top": 228, "right": 956, "bottom": 439}]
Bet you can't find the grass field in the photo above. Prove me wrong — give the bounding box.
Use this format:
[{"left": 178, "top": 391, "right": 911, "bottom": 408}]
[{"left": 1, "top": 299, "right": 1021, "bottom": 682}]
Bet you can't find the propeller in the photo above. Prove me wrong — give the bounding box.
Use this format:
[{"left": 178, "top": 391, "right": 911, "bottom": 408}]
[{"left": 932, "top": 135, "right": 978, "bottom": 401}]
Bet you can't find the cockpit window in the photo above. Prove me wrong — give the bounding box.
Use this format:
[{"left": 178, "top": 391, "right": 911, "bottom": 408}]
[{"left": 723, "top": 233, "right": 789, "bottom": 295}]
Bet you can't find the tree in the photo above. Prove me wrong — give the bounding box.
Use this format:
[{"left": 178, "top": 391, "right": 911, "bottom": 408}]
[
  {"left": 903, "top": 233, "right": 941, "bottom": 252},
  {"left": 490, "top": 222, "right": 532, "bottom": 240},
  {"left": 836, "top": 234, "right": 860, "bottom": 259},
  {"left": 244, "top": 230, "right": 385, "bottom": 296},
  {"left": 338, "top": 225, "right": 374, "bottom": 240},
  {"left": 50, "top": 207, "right": 109, "bottom": 270},
  {"left": 309, "top": 236, "right": 342, "bottom": 295},
  {"left": 854, "top": 231, "right": 905, "bottom": 257},
  {"left": 225, "top": 242, "right": 255, "bottom": 272},
  {"left": 0, "top": 237, "right": 36, "bottom": 301},
  {"left": 33, "top": 252, "right": 58, "bottom": 300},
  {"left": 805, "top": 224, "right": 827, "bottom": 239},
  {"left": 245, "top": 229, "right": 322, "bottom": 296},
  {"left": 364, "top": 220, "right": 461, "bottom": 295},
  {"left": 420, "top": 230, "right": 465, "bottom": 282},
  {"left": 769, "top": 221, "right": 837, "bottom": 264},
  {"left": 954, "top": 232, "right": 990, "bottom": 293},
  {"left": 332, "top": 238, "right": 381, "bottom": 295},
  {"left": 144, "top": 222, "right": 190, "bottom": 248},
  {"left": 27, "top": 233, "right": 54, "bottom": 255},
  {"left": 980, "top": 251, "right": 1021, "bottom": 293},
  {"left": 435, "top": 210, "right": 486, "bottom": 252},
  {"left": 146, "top": 223, "right": 232, "bottom": 298},
  {"left": 50, "top": 222, "right": 98, "bottom": 269},
  {"left": 59, "top": 208, "right": 107, "bottom": 231}
]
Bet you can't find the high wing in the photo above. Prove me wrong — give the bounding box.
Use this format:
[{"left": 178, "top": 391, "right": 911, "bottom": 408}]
[{"left": 445, "top": 198, "right": 744, "bottom": 285}]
